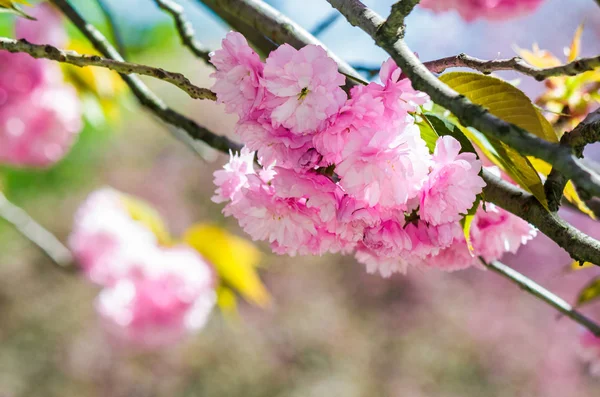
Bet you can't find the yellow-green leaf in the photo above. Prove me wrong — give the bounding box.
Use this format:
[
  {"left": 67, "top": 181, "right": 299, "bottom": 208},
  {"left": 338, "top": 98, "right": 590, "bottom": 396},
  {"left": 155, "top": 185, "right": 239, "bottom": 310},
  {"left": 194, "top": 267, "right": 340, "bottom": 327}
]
[
  {"left": 183, "top": 224, "right": 270, "bottom": 307},
  {"left": 568, "top": 24, "right": 584, "bottom": 63},
  {"left": 440, "top": 72, "right": 558, "bottom": 143},
  {"left": 120, "top": 194, "right": 171, "bottom": 245},
  {"left": 567, "top": 260, "right": 596, "bottom": 271},
  {"left": 440, "top": 72, "right": 558, "bottom": 209},
  {"left": 528, "top": 157, "right": 596, "bottom": 219},
  {"left": 576, "top": 276, "right": 600, "bottom": 306},
  {"left": 216, "top": 285, "right": 239, "bottom": 317},
  {"left": 563, "top": 181, "right": 597, "bottom": 219},
  {"left": 0, "top": 0, "right": 34, "bottom": 19}
]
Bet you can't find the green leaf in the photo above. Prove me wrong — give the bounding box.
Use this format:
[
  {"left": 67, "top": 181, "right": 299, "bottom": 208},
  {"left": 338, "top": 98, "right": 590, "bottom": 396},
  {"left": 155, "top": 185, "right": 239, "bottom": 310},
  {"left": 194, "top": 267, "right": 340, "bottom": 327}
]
[
  {"left": 461, "top": 195, "right": 481, "bottom": 254},
  {"left": 183, "top": 224, "right": 271, "bottom": 308},
  {"left": 576, "top": 276, "right": 600, "bottom": 307},
  {"left": 439, "top": 72, "right": 553, "bottom": 209}
]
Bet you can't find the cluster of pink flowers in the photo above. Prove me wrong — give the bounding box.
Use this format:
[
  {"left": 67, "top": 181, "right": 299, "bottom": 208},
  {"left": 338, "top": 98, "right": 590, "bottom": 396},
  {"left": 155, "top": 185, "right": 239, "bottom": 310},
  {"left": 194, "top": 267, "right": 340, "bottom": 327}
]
[
  {"left": 211, "top": 32, "right": 536, "bottom": 276},
  {"left": 419, "top": 0, "right": 545, "bottom": 21},
  {"left": 0, "top": 4, "right": 82, "bottom": 168},
  {"left": 69, "top": 189, "right": 216, "bottom": 349}
]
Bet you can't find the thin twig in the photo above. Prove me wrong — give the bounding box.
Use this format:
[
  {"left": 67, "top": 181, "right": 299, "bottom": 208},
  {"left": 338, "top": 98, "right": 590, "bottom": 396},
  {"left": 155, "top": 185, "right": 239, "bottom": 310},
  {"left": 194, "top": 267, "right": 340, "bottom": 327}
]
[
  {"left": 153, "top": 0, "right": 212, "bottom": 63},
  {"left": 0, "top": 192, "right": 73, "bottom": 269},
  {"left": 49, "top": 0, "right": 240, "bottom": 155},
  {"left": 422, "top": 53, "right": 600, "bottom": 81},
  {"left": 0, "top": 37, "right": 216, "bottom": 100},
  {"left": 94, "top": 0, "right": 128, "bottom": 58},
  {"left": 327, "top": 0, "right": 600, "bottom": 200},
  {"left": 483, "top": 259, "right": 600, "bottom": 336}
]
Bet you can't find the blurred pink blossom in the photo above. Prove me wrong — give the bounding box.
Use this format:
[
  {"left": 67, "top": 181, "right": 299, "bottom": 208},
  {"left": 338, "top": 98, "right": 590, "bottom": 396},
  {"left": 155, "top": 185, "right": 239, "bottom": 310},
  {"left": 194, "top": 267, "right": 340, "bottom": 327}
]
[
  {"left": 70, "top": 189, "right": 216, "bottom": 349},
  {"left": 0, "top": 3, "right": 82, "bottom": 168},
  {"left": 419, "top": 0, "right": 546, "bottom": 21}
]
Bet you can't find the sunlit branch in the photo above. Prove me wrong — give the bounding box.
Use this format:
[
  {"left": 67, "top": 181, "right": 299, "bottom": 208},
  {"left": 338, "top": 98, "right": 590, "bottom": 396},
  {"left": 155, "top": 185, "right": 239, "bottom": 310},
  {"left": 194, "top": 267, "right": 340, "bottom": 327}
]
[
  {"left": 0, "top": 37, "right": 216, "bottom": 100},
  {"left": 422, "top": 53, "right": 600, "bottom": 81},
  {"left": 0, "top": 192, "right": 73, "bottom": 269}
]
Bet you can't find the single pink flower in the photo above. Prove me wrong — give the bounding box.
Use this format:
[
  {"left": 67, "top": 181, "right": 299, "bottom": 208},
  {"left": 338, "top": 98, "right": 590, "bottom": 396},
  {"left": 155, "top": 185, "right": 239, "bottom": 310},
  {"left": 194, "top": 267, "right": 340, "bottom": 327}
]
[
  {"left": 212, "top": 147, "right": 256, "bottom": 204},
  {"left": 261, "top": 44, "right": 346, "bottom": 134},
  {"left": 235, "top": 119, "right": 314, "bottom": 168},
  {"left": 471, "top": 203, "right": 537, "bottom": 262},
  {"left": 336, "top": 122, "right": 431, "bottom": 208},
  {"left": 223, "top": 175, "right": 322, "bottom": 256},
  {"left": 210, "top": 32, "right": 264, "bottom": 118},
  {"left": 419, "top": 136, "right": 485, "bottom": 226},
  {"left": 272, "top": 167, "right": 342, "bottom": 226},
  {"left": 419, "top": 0, "right": 545, "bottom": 21}
]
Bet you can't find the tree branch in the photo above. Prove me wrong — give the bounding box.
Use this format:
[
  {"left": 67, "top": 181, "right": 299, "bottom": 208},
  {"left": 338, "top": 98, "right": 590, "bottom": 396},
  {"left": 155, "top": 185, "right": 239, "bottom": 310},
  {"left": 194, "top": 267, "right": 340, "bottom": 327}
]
[
  {"left": 327, "top": 0, "right": 600, "bottom": 200},
  {"left": 483, "top": 259, "right": 600, "bottom": 336},
  {"left": 0, "top": 192, "right": 73, "bottom": 269},
  {"left": 195, "top": 0, "right": 362, "bottom": 82},
  {"left": 482, "top": 169, "right": 600, "bottom": 265},
  {"left": 153, "top": 0, "right": 212, "bottom": 63},
  {"left": 48, "top": 0, "right": 240, "bottom": 155},
  {"left": 545, "top": 108, "right": 600, "bottom": 211},
  {"left": 422, "top": 53, "right": 600, "bottom": 81},
  {"left": 0, "top": 37, "right": 216, "bottom": 101}
]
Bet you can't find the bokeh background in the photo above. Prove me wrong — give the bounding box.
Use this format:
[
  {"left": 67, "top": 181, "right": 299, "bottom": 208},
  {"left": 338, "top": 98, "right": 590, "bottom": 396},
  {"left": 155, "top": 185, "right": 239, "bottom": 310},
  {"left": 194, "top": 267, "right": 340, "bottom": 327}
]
[{"left": 1, "top": 0, "right": 600, "bottom": 396}]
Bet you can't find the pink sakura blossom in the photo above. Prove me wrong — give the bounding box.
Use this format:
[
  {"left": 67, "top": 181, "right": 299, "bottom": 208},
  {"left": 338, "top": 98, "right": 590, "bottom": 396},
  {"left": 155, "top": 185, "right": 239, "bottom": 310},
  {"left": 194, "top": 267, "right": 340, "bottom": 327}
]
[
  {"left": 0, "top": 3, "right": 82, "bottom": 168},
  {"left": 261, "top": 44, "right": 346, "bottom": 134},
  {"left": 211, "top": 33, "right": 538, "bottom": 276},
  {"left": 71, "top": 188, "right": 217, "bottom": 349},
  {"left": 223, "top": 174, "right": 325, "bottom": 256},
  {"left": 419, "top": 0, "right": 545, "bottom": 21},
  {"left": 96, "top": 246, "right": 216, "bottom": 349},
  {"left": 235, "top": 119, "right": 314, "bottom": 168},
  {"left": 335, "top": 121, "right": 431, "bottom": 208},
  {"left": 470, "top": 202, "right": 537, "bottom": 262},
  {"left": 210, "top": 32, "right": 264, "bottom": 118},
  {"left": 212, "top": 147, "right": 256, "bottom": 203},
  {"left": 419, "top": 136, "right": 485, "bottom": 226}
]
